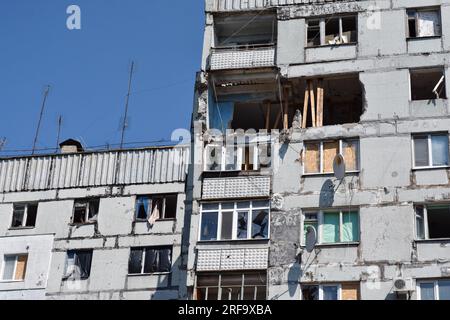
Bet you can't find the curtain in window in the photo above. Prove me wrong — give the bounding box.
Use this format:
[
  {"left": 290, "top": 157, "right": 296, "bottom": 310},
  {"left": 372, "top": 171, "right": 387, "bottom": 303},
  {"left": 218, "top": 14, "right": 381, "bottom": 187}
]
[
  {"left": 431, "top": 135, "right": 449, "bottom": 166},
  {"left": 159, "top": 249, "right": 172, "bottom": 272},
  {"left": 136, "top": 197, "right": 149, "bottom": 219},
  {"left": 322, "top": 212, "right": 340, "bottom": 243},
  {"left": 342, "top": 212, "right": 359, "bottom": 242},
  {"left": 439, "top": 280, "right": 450, "bottom": 300},
  {"left": 129, "top": 249, "right": 143, "bottom": 274},
  {"left": 420, "top": 283, "right": 435, "bottom": 300},
  {"left": 76, "top": 251, "right": 92, "bottom": 279},
  {"left": 144, "top": 249, "right": 158, "bottom": 273},
  {"left": 414, "top": 137, "right": 429, "bottom": 167}
]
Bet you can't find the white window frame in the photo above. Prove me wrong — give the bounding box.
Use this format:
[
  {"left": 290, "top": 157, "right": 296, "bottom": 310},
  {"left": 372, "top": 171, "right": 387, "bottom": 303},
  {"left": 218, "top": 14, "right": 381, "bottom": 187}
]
[
  {"left": 415, "top": 204, "right": 450, "bottom": 240},
  {"left": 412, "top": 133, "right": 449, "bottom": 169},
  {"left": 407, "top": 7, "right": 442, "bottom": 39},
  {"left": 204, "top": 144, "right": 260, "bottom": 172},
  {"left": 1, "top": 254, "right": 27, "bottom": 282},
  {"left": 199, "top": 201, "right": 271, "bottom": 242},
  {"left": 196, "top": 272, "right": 267, "bottom": 301},
  {"left": 306, "top": 15, "right": 357, "bottom": 47},
  {"left": 129, "top": 247, "right": 173, "bottom": 275},
  {"left": 72, "top": 199, "right": 99, "bottom": 224},
  {"left": 10, "top": 203, "right": 37, "bottom": 229},
  {"left": 417, "top": 279, "right": 450, "bottom": 300},
  {"left": 301, "top": 284, "right": 342, "bottom": 300},
  {"left": 303, "top": 139, "right": 360, "bottom": 175},
  {"left": 301, "top": 210, "right": 360, "bottom": 245}
]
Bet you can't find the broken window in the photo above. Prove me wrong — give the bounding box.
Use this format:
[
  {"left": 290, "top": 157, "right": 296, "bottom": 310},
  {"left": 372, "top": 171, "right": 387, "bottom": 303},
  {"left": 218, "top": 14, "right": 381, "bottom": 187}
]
[
  {"left": 303, "top": 211, "right": 359, "bottom": 245},
  {"left": 64, "top": 250, "right": 92, "bottom": 280},
  {"left": 200, "top": 201, "right": 270, "bottom": 241},
  {"left": 214, "top": 14, "right": 276, "bottom": 48},
  {"left": 204, "top": 143, "right": 260, "bottom": 172},
  {"left": 302, "top": 283, "right": 359, "bottom": 300},
  {"left": 128, "top": 247, "right": 172, "bottom": 274},
  {"left": 72, "top": 199, "right": 99, "bottom": 224},
  {"left": 407, "top": 8, "right": 441, "bottom": 38},
  {"left": 2, "top": 254, "right": 28, "bottom": 281},
  {"left": 304, "top": 139, "right": 360, "bottom": 174},
  {"left": 416, "top": 205, "right": 450, "bottom": 240},
  {"left": 418, "top": 280, "right": 450, "bottom": 300},
  {"left": 135, "top": 194, "right": 177, "bottom": 221},
  {"left": 196, "top": 272, "right": 267, "bottom": 300},
  {"left": 410, "top": 68, "right": 446, "bottom": 100},
  {"left": 307, "top": 15, "right": 357, "bottom": 47},
  {"left": 413, "top": 134, "right": 449, "bottom": 168},
  {"left": 11, "top": 203, "right": 38, "bottom": 228}
]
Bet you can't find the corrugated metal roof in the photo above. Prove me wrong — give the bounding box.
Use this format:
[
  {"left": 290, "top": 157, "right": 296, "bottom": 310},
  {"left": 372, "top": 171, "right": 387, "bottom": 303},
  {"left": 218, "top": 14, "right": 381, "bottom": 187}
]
[
  {"left": 206, "top": 0, "right": 355, "bottom": 12},
  {"left": 0, "top": 146, "right": 189, "bottom": 193}
]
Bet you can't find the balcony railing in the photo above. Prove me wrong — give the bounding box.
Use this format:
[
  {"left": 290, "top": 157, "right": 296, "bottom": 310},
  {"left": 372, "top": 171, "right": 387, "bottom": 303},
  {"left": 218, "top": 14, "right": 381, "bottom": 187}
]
[{"left": 209, "top": 44, "right": 276, "bottom": 71}]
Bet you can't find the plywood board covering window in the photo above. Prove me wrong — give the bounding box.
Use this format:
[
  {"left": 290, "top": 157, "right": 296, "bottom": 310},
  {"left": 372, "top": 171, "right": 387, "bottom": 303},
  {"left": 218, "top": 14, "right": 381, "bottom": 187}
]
[
  {"left": 305, "top": 143, "right": 320, "bottom": 174},
  {"left": 341, "top": 283, "right": 360, "bottom": 300},
  {"left": 323, "top": 141, "right": 339, "bottom": 173}
]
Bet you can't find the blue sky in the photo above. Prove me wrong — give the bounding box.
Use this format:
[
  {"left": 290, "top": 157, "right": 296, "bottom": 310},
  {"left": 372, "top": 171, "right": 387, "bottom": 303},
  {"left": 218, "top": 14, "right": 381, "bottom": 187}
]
[{"left": 0, "top": 0, "right": 204, "bottom": 155}]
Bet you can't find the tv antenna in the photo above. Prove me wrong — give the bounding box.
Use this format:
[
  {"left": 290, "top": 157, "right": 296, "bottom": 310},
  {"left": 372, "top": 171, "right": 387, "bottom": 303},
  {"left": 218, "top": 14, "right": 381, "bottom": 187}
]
[
  {"left": 32, "top": 85, "right": 51, "bottom": 155},
  {"left": 120, "top": 61, "right": 135, "bottom": 150}
]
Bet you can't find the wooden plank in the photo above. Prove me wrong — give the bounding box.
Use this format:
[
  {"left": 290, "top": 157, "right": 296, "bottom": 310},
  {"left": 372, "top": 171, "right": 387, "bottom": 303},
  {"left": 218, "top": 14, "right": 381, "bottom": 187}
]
[
  {"left": 274, "top": 107, "right": 282, "bottom": 129},
  {"left": 309, "top": 80, "right": 316, "bottom": 127},
  {"left": 14, "top": 255, "right": 28, "bottom": 280},
  {"left": 302, "top": 83, "right": 309, "bottom": 129},
  {"left": 323, "top": 141, "right": 339, "bottom": 173},
  {"left": 342, "top": 283, "right": 360, "bottom": 300},
  {"left": 265, "top": 101, "right": 271, "bottom": 130},
  {"left": 316, "top": 79, "right": 324, "bottom": 127},
  {"left": 283, "top": 88, "right": 289, "bottom": 130},
  {"left": 304, "top": 142, "right": 320, "bottom": 174}
]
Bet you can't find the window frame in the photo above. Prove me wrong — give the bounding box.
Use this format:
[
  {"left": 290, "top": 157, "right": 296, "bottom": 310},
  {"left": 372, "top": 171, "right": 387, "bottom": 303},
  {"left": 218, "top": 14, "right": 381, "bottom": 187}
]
[
  {"left": 204, "top": 144, "right": 260, "bottom": 172},
  {"left": 406, "top": 7, "right": 442, "bottom": 39},
  {"left": 306, "top": 15, "right": 358, "bottom": 48},
  {"left": 1, "top": 254, "right": 28, "bottom": 282},
  {"left": 199, "top": 201, "right": 271, "bottom": 242},
  {"left": 196, "top": 272, "right": 267, "bottom": 301},
  {"left": 303, "top": 138, "right": 360, "bottom": 175},
  {"left": 135, "top": 194, "right": 178, "bottom": 222},
  {"left": 71, "top": 198, "right": 100, "bottom": 225},
  {"left": 10, "top": 203, "right": 38, "bottom": 229},
  {"left": 412, "top": 133, "right": 449, "bottom": 169},
  {"left": 417, "top": 279, "right": 450, "bottom": 300},
  {"left": 128, "top": 246, "right": 173, "bottom": 275},
  {"left": 409, "top": 68, "right": 447, "bottom": 101},
  {"left": 301, "top": 284, "right": 343, "bottom": 300},
  {"left": 301, "top": 209, "right": 360, "bottom": 245},
  {"left": 63, "top": 249, "right": 93, "bottom": 280},
  {"left": 415, "top": 204, "right": 450, "bottom": 240}
]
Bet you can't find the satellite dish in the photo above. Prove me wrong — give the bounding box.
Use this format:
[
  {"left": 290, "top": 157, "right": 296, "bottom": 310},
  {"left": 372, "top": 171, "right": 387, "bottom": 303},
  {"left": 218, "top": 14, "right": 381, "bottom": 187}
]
[
  {"left": 305, "top": 225, "right": 317, "bottom": 253},
  {"left": 333, "top": 153, "right": 346, "bottom": 180}
]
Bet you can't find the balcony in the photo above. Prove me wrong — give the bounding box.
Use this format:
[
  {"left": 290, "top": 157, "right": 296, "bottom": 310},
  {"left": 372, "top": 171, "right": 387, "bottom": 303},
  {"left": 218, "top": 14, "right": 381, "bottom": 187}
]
[
  {"left": 206, "top": 0, "right": 357, "bottom": 12},
  {"left": 209, "top": 45, "right": 276, "bottom": 71}
]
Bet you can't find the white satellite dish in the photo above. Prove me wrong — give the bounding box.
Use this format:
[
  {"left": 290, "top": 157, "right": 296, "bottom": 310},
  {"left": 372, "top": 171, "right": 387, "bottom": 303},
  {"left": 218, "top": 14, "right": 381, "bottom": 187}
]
[
  {"left": 333, "top": 153, "right": 346, "bottom": 180},
  {"left": 305, "top": 225, "right": 317, "bottom": 253}
]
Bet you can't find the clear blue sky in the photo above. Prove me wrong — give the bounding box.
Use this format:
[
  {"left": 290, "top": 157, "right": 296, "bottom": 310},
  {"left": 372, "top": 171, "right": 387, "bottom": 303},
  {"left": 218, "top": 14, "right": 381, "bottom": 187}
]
[{"left": 0, "top": 0, "right": 204, "bottom": 155}]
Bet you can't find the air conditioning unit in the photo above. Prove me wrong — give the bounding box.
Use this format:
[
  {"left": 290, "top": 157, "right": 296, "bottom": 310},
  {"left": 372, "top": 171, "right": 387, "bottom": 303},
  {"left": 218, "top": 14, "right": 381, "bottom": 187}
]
[{"left": 393, "top": 278, "right": 415, "bottom": 293}]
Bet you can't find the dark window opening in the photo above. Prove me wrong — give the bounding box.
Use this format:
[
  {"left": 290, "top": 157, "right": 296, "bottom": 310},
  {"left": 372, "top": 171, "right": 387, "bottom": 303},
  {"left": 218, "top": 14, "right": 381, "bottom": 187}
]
[
  {"left": 307, "top": 15, "right": 357, "bottom": 47},
  {"left": 307, "top": 20, "right": 320, "bottom": 47},
  {"left": 72, "top": 199, "right": 99, "bottom": 224},
  {"left": 135, "top": 194, "right": 178, "bottom": 221},
  {"left": 11, "top": 203, "right": 38, "bottom": 228},
  {"left": 65, "top": 250, "right": 93, "bottom": 280},
  {"left": 428, "top": 206, "right": 450, "bottom": 239},
  {"left": 407, "top": 8, "right": 441, "bottom": 38},
  {"left": 411, "top": 68, "right": 446, "bottom": 100},
  {"left": 302, "top": 285, "right": 320, "bottom": 300},
  {"left": 128, "top": 247, "right": 172, "bottom": 274},
  {"left": 214, "top": 14, "right": 277, "bottom": 48}
]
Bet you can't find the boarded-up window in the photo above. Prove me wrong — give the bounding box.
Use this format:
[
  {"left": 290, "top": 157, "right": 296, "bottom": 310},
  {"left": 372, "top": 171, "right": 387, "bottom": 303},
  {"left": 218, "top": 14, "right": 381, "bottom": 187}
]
[
  {"left": 304, "top": 139, "right": 359, "bottom": 174},
  {"left": 2, "top": 254, "right": 28, "bottom": 281},
  {"left": 342, "top": 283, "right": 360, "bottom": 300},
  {"left": 343, "top": 140, "right": 359, "bottom": 171},
  {"left": 305, "top": 143, "right": 320, "bottom": 173},
  {"left": 323, "top": 141, "right": 339, "bottom": 173}
]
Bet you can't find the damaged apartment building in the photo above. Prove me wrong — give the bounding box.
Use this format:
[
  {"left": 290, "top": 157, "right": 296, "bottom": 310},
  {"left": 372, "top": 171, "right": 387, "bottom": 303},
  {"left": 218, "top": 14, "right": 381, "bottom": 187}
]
[
  {"left": 0, "top": 140, "right": 189, "bottom": 299},
  {"left": 187, "top": 0, "right": 450, "bottom": 300}
]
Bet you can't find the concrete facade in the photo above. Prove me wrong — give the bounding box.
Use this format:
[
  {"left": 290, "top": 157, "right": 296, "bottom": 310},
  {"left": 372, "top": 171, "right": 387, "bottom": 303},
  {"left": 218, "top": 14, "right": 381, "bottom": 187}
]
[
  {"left": 186, "top": 0, "right": 450, "bottom": 300},
  {"left": 0, "top": 146, "right": 190, "bottom": 300}
]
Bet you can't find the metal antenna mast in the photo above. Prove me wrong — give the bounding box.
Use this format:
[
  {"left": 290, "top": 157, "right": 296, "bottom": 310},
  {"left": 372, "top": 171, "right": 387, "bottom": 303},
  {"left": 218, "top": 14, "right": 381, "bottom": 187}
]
[
  {"left": 32, "top": 85, "right": 50, "bottom": 155},
  {"left": 55, "top": 115, "right": 62, "bottom": 153},
  {"left": 120, "top": 61, "right": 135, "bottom": 149}
]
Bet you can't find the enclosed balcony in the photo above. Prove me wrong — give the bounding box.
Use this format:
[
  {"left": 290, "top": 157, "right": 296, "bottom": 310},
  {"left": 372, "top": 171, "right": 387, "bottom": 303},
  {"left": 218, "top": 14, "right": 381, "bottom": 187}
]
[{"left": 209, "top": 13, "right": 277, "bottom": 71}]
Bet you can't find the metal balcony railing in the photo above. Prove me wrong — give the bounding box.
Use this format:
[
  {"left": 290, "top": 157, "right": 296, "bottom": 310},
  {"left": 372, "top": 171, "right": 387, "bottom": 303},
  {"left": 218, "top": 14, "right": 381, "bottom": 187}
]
[{"left": 209, "top": 44, "right": 276, "bottom": 71}]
